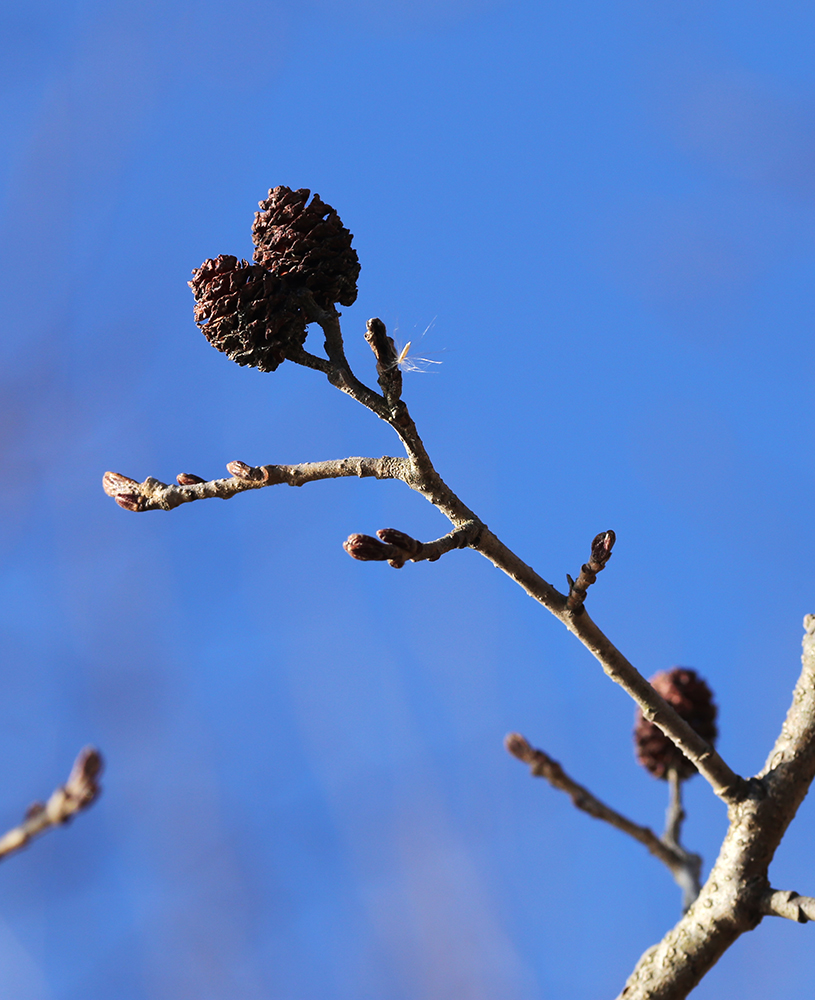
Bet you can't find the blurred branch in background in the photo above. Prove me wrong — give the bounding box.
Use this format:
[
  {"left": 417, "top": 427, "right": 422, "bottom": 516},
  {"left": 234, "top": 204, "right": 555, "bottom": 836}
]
[{"left": 0, "top": 748, "right": 103, "bottom": 862}]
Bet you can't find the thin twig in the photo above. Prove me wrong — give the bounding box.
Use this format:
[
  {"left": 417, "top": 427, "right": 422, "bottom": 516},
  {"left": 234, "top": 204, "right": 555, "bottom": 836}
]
[
  {"left": 103, "top": 457, "right": 409, "bottom": 512},
  {"left": 103, "top": 316, "right": 745, "bottom": 804},
  {"left": 566, "top": 530, "right": 615, "bottom": 612},
  {"left": 760, "top": 889, "right": 815, "bottom": 923},
  {"left": 343, "top": 522, "right": 482, "bottom": 568},
  {"left": 505, "top": 733, "right": 686, "bottom": 874},
  {"left": 662, "top": 769, "right": 702, "bottom": 911},
  {"left": 0, "top": 748, "right": 103, "bottom": 862},
  {"left": 663, "top": 769, "right": 685, "bottom": 850},
  {"left": 476, "top": 529, "right": 745, "bottom": 803}
]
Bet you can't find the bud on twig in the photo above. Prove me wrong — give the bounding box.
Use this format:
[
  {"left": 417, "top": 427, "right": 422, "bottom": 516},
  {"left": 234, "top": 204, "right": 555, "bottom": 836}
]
[
  {"left": 376, "top": 527, "right": 422, "bottom": 556},
  {"left": 504, "top": 732, "right": 536, "bottom": 763},
  {"left": 176, "top": 473, "right": 205, "bottom": 485},
  {"left": 226, "top": 461, "right": 267, "bottom": 482},
  {"left": 102, "top": 471, "right": 140, "bottom": 497},
  {"left": 365, "top": 317, "right": 403, "bottom": 402},
  {"left": 343, "top": 534, "right": 391, "bottom": 561},
  {"left": 114, "top": 493, "right": 145, "bottom": 512}
]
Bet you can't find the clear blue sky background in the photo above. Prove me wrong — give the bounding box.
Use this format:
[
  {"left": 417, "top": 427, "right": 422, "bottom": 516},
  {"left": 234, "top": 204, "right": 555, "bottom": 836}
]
[{"left": 2, "top": 1, "right": 815, "bottom": 997}]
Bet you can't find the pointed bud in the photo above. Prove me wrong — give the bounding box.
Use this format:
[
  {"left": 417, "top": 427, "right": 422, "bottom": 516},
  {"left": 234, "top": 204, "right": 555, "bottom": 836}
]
[
  {"left": 365, "top": 317, "right": 403, "bottom": 402},
  {"left": 343, "top": 534, "right": 390, "bottom": 561},
  {"left": 376, "top": 527, "right": 422, "bottom": 555},
  {"left": 114, "top": 493, "right": 144, "bottom": 512},
  {"left": 226, "top": 461, "right": 265, "bottom": 482},
  {"left": 590, "top": 529, "right": 615, "bottom": 568},
  {"left": 65, "top": 747, "right": 103, "bottom": 806},
  {"left": 176, "top": 473, "right": 205, "bottom": 485},
  {"left": 103, "top": 471, "right": 140, "bottom": 497},
  {"left": 504, "top": 733, "right": 534, "bottom": 762}
]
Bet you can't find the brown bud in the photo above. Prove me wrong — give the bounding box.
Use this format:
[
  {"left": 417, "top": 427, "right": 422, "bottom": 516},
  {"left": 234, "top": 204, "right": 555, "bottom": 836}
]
[
  {"left": 376, "top": 528, "right": 422, "bottom": 555},
  {"left": 590, "top": 530, "right": 615, "bottom": 568},
  {"left": 504, "top": 732, "right": 534, "bottom": 762},
  {"left": 114, "top": 493, "right": 145, "bottom": 512},
  {"left": 343, "top": 534, "right": 390, "bottom": 561},
  {"left": 176, "top": 473, "right": 205, "bottom": 485},
  {"left": 225, "top": 461, "right": 267, "bottom": 482},
  {"left": 65, "top": 747, "right": 103, "bottom": 807},
  {"left": 25, "top": 801, "right": 46, "bottom": 821},
  {"left": 103, "top": 471, "right": 140, "bottom": 497},
  {"left": 634, "top": 668, "right": 718, "bottom": 781},
  {"left": 365, "top": 317, "right": 403, "bottom": 401}
]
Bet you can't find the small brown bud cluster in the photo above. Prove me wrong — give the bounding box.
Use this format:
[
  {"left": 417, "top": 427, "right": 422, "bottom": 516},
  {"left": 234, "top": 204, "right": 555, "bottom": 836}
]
[
  {"left": 634, "top": 668, "right": 718, "bottom": 781},
  {"left": 190, "top": 187, "right": 359, "bottom": 372}
]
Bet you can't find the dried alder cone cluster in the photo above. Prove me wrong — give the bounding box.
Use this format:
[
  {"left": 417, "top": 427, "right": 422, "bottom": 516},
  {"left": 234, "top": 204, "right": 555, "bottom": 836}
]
[{"left": 189, "top": 186, "right": 360, "bottom": 371}]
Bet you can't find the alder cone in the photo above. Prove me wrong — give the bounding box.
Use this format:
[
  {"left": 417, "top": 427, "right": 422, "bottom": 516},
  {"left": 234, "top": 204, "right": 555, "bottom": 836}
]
[
  {"left": 252, "top": 186, "right": 360, "bottom": 308},
  {"left": 189, "top": 254, "right": 306, "bottom": 372},
  {"left": 634, "top": 668, "right": 718, "bottom": 781}
]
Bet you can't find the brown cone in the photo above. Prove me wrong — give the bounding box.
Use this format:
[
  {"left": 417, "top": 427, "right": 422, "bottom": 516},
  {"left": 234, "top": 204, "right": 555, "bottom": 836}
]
[
  {"left": 189, "top": 255, "right": 307, "bottom": 372},
  {"left": 251, "top": 187, "right": 360, "bottom": 308},
  {"left": 634, "top": 668, "right": 718, "bottom": 781}
]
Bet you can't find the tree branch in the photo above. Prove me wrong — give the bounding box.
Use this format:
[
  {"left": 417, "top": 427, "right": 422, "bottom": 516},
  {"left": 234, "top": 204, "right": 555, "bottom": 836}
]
[
  {"left": 343, "top": 522, "right": 482, "bottom": 568},
  {"left": 474, "top": 528, "right": 746, "bottom": 803},
  {"left": 617, "top": 616, "right": 815, "bottom": 999},
  {"left": 761, "top": 889, "right": 815, "bottom": 923},
  {"left": 103, "top": 457, "right": 409, "bottom": 512},
  {"left": 662, "top": 769, "right": 702, "bottom": 911},
  {"left": 505, "top": 733, "right": 686, "bottom": 875},
  {"left": 0, "top": 748, "right": 103, "bottom": 862}
]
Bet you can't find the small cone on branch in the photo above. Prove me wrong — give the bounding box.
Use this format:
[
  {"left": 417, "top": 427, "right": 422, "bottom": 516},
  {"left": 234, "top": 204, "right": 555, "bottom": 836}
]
[
  {"left": 252, "top": 187, "right": 360, "bottom": 308},
  {"left": 634, "top": 668, "right": 718, "bottom": 781},
  {"left": 189, "top": 254, "right": 307, "bottom": 372}
]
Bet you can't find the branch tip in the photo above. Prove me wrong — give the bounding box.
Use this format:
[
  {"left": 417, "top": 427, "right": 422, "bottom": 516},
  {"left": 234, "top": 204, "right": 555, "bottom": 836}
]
[{"left": 565, "top": 529, "right": 616, "bottom": 612}]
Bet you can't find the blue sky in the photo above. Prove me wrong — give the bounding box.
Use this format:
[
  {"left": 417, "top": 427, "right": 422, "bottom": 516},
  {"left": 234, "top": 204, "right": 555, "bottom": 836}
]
[{"left": 2, "top": 1, "right": 815, "bottom": 997}]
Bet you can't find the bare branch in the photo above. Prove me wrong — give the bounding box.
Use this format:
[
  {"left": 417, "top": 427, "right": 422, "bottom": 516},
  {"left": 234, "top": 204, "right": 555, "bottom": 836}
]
[
  {"left": 761, "top": 889, "right": 815, "bottom": 923},
  {"left": 343, "top": 522, "right": 482, "bottom": 568},
  {"left": 504, "top": 733, "right": 686, "bottom": 875},
  {"left": 662, "top": 769, "right": 702, "bottom": 911},
  {"left": 662, "top": 769, "right": 686, "bottom": 850},
  {"left": 103, "top": 457, "right": 409, "bottom": 512},
  {"left": 566, "top": 529, "right": 616, "bottom": 612},
  {"left": 0, "top": 748, "right": 103, "bottom": 862},
  {"left": 475, "top": 529, "right": 746, "bottom": 803},
  {"left": 618, "top": 617, "right": 815, "bottom": 999}
]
